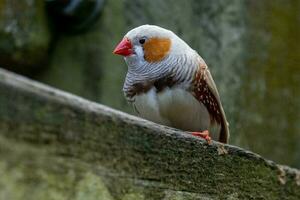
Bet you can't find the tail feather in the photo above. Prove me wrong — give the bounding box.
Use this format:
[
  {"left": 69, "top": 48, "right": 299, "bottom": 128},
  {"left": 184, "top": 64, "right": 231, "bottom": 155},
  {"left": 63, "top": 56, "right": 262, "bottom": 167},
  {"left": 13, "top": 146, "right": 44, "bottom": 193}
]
[{"left": 219, "top": 121, "right": 229, "bottom": 143}]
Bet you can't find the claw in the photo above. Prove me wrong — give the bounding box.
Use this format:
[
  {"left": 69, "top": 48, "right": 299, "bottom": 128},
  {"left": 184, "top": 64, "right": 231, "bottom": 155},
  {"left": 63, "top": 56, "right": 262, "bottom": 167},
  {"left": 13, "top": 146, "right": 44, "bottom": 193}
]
[{"left": 191, "top": 130, "right": 211, "bottom": 144}]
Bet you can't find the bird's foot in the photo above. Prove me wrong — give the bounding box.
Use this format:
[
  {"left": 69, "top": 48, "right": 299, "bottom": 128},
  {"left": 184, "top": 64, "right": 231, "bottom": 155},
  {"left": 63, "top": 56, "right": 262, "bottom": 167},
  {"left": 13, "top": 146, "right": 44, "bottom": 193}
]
[{"left": 191, "top": 130, "right": 211, "bottom": 144}]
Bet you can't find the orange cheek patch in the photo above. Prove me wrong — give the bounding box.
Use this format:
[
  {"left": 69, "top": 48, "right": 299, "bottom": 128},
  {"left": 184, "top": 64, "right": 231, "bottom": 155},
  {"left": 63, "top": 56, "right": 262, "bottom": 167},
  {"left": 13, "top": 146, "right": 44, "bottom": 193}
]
[{"left": 143, "top": 38, "right": 171, "bottom": 62}]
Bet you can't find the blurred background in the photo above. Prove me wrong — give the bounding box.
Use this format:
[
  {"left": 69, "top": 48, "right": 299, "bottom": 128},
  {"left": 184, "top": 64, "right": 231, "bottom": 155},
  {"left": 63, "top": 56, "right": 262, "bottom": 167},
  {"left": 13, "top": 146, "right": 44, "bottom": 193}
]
[{"left": 0, "top": 0, "right": 299, "bottom": 168}]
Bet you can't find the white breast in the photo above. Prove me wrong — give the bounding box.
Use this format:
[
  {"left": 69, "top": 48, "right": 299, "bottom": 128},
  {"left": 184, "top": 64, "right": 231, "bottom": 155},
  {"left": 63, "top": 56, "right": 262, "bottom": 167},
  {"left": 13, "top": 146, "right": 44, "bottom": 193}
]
[
  {"left": 133, "top": 87, "right": 215, "bottom": 137},
  {"left": 133, "top": 88, "right": 171, "bottom": 125}
]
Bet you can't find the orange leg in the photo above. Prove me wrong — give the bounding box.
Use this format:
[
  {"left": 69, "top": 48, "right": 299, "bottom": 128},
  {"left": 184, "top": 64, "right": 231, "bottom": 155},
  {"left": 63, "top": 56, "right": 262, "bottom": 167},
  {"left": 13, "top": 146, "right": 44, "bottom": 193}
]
[{"left": 191, "top": 130, "right": 211, "bottom": 144}]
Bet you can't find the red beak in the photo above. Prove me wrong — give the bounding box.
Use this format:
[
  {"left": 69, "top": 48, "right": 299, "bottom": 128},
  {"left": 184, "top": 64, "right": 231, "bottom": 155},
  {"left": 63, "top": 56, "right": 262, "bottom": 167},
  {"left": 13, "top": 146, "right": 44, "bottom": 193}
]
[{"left": 113, "top": 37, "right": 133, "bottom": 56}]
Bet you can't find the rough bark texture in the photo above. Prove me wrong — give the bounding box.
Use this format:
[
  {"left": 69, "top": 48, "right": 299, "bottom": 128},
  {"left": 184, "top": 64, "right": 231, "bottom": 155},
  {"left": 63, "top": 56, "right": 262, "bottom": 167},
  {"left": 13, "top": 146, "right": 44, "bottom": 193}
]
[{"left": 0, "top": 68, "right": 299, "bottom": 199}]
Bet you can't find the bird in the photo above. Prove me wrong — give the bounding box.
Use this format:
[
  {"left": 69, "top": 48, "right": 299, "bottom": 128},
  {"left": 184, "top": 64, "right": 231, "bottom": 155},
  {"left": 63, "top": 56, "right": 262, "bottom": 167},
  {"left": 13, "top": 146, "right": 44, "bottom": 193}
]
[{"left": 113, "top": 25, "right": 229, "bottom": 143}]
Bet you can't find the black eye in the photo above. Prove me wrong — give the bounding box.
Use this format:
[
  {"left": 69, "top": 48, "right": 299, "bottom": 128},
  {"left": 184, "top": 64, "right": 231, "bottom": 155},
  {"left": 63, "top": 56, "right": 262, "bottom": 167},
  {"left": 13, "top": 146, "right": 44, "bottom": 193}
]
[{"left": 139, "top": 38, "right": 145, "bottom": 44}]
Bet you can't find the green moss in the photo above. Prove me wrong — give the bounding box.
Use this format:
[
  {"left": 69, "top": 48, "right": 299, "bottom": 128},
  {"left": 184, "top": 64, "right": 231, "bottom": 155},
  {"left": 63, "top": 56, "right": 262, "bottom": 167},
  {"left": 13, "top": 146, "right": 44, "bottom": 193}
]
[
  {"left": 74, "top": 173, "right": 114, "bottom": 200},
  {"left": 0, "top": 161, "right": 116, "bottom": 200},
  {"left": 121, "top": 193, "right": 145, "bottom": 200},
  {"left": 163, "top": 190, "right": 217, "bottom": 200},
  {"left": 0, "top": 162, "right": 27, "bottom": 200},
  {"left": 0, "top": 136, "right": 115, "bottom": 200}
]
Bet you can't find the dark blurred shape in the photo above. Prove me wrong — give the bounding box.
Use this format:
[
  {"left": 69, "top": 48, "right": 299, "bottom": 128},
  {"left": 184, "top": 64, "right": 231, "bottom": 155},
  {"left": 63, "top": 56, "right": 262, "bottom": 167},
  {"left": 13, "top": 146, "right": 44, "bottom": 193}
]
[{"left": 46, "top": 0, "right": 105, "bottom": 33}]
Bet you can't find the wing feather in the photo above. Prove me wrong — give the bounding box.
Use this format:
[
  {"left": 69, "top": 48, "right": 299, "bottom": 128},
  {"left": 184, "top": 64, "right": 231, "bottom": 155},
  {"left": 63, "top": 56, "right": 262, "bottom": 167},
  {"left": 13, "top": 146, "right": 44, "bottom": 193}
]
[{"left": 192, "top": 63, "right": 230, "bottom": 143}]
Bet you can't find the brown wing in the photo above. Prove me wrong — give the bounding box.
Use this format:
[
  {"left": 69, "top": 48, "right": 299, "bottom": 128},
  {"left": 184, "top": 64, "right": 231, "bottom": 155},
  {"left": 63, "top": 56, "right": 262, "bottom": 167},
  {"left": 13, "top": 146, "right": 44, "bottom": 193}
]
[{"left": 192, "top": 63, "right": 230, "bottom": 143}]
